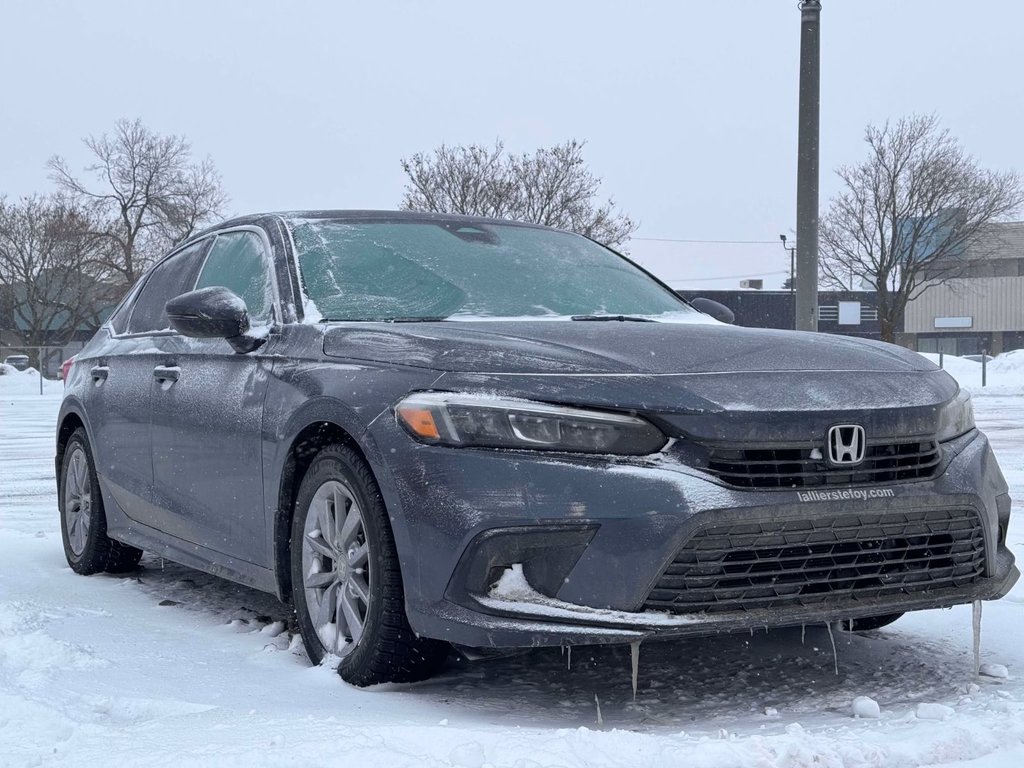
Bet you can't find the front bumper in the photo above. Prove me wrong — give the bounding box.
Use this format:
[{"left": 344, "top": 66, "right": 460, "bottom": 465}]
[{"left": 381, "top": 424, "right": 1018, "bottom": 648}]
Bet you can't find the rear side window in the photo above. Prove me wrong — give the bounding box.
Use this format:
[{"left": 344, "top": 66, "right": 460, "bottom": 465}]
[
  {"left": 126, "top": 240, "right": 209, "bottom": 334},
  {"left": 195, "top": 231, "right": 273, "bottom": 324},
  {"left": 106, "top": 289, "right": 137, "bottom": 335}
]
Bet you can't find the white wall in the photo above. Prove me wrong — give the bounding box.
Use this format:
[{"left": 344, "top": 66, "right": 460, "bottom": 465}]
[{"left": 904, "top": 276, "right": 1024, "bottom": 334}]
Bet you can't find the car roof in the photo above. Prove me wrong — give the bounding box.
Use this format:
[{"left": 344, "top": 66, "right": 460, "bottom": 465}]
[{"left": 189, "top": 210, "right": 555, "bottom": 242}]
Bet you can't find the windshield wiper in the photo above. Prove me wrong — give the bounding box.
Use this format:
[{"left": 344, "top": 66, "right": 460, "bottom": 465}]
[
  {"left": 321, "top": 316, "right": 451, "bottom": 323},
  {"left": 570, "top": 314, "right": 656, "bottom": 322}
]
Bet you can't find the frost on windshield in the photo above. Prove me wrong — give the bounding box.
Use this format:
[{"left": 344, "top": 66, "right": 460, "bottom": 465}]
[{"left": 287, "top": 218, "right": 698, "bottom": 323}]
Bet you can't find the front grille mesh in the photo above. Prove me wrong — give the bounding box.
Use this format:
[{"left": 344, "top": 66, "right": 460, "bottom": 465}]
[
  {"left": 702, "top": 439, "right": 941, "bottom": 488},
  {"left": 644, "top": 509, "right": 985, "bottom": 615}
]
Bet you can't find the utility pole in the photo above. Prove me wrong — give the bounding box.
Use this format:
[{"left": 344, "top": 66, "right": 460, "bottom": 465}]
[
  {"left": 795, "top": 0, "right": 821, "bottom": 331},
  {"left": 779, "top": 234, "right": 796, "bottom": 328}
]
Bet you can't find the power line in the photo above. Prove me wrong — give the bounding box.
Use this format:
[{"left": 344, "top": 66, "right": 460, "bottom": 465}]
[
  {"left": 665, "top": 270, "right": 791, "bottom": 283},
  {"left": 632, "top": 236, "right": 780, "bottom": 244}
]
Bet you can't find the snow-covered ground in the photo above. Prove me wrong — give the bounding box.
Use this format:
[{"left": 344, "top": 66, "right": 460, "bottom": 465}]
[{"left": 1, "top": 356, "right": 1023, "bottom": 768}]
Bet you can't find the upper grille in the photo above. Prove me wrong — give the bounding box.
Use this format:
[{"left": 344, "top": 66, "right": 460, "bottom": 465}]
[
  {"left": 644, "top": 509, "right": 985, "bottom": 615},
  {"left": 701, "top": 439, "right": 941, "bottom": 489}
]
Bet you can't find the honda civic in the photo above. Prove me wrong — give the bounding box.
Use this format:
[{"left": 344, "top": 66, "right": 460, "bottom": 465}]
[{"left": 57, "top": 211, "right": 1018, "bottom": 685}]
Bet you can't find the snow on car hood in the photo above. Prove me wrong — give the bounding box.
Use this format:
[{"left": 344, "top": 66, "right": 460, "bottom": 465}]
[
  {"left": 323, "top": 321, "right": 957, "bottom": 419},
  {"left": 323, "top": 320, "right": 936, "bottom": 376}
]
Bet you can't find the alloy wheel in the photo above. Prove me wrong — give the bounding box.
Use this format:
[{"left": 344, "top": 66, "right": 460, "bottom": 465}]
[
  {"left": 64, "top": 445, "right": 92, "bottom": 557},
  {"left": 301, "top": 480, "right": 371, "bottom": 656}
]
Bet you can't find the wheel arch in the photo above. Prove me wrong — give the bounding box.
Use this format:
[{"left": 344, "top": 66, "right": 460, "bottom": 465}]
[
  {"left": 271, "top": 402, "right": 399, "bottom": 604},
  {"left": 55, "top": 400, "right": 91, "bottom": 492}
]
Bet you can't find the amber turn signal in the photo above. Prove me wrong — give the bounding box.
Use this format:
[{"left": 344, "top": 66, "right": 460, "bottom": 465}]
[{"left": 397, "top": 407, "right": 441, "bottom": 439}]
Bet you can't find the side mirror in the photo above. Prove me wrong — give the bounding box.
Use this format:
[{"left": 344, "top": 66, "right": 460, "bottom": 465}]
[
  {"left": 166, "top": 286, "right": 266, "bottom": 353},
  {"left": 689, "top": 297, "right": 735, "bottom": 324}
]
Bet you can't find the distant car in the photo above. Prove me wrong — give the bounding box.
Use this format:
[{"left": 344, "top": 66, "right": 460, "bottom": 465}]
[
  {"left": 3, "top": 354, "right": 30, "bottom": 371},
  {"left": 962, "top": 354, "right": 995, "bottom": 363},
  {"left": 56, "top": 210, "right": 1019, "bottom": 686}
]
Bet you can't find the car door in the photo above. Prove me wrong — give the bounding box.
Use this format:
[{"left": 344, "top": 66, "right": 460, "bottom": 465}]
[
  {"left": 83, "top": 240, "right": 209, "bottom": 525},
  {"left": 148, "top": 228, "right": 276, "bottom": 565}
]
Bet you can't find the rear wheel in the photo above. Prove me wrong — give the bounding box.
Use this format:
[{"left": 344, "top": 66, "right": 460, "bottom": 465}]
[
  {"left": 59, "top": 428, "right": 143, "bottom": 574},
  {"left": 289, "top": 444, "right": 448, "bottom": 686},
  {"left": 838, "top": 613, "right": 903, "bottom": 632}
]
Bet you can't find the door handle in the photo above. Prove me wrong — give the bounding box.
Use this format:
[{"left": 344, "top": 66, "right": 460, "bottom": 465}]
[
  {"left": 153, "top": 365, "right": 180, "bottom": 383},
  {"left": 90, "top": 365, "right": 109, "bottom": 383}
]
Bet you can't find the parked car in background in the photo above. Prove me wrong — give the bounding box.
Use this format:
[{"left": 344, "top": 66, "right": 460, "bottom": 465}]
[
  {"left": 56, "top": 210, "right": 1018, "bottom": 685},
  {"left": 963, "top": 354, "right": 995, "bottom": 363},
  {"left": 3, "top": 354, "right": 31, "bottom": 371}
]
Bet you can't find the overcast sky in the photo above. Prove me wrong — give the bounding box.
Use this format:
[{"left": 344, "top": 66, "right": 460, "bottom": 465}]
[{"left": 3, "top": 0, "right": 1022, "bottom": 289}]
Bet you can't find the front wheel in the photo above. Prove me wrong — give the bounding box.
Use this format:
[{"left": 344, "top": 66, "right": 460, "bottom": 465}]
[
  {"left": 59, "top": 428, "right": 143, "bottom": 574},
  {"left": 289, "top": 444, "right": 448, "bottom": 686}
]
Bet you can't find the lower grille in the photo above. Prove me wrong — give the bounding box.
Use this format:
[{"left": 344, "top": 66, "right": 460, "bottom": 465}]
[
  {"left": 702, "top": 439, "right": 941, "bottom": 488},
  {"left": 644, "top": 510, "right": 985, "bottom": 615}
]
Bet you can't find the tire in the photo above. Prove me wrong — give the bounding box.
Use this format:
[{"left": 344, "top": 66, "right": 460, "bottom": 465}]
[
  {"left": 289, "top": 444, "right": 448, "bottom": 686},
  {"left": 838, "top": 613, "right": 904, "bottom": 632},
  {"left": 59, "top": 428, "right": 143, "bottom": 575}
]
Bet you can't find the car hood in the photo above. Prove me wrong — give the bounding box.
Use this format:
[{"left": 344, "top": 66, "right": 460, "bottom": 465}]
[
  {"left": 323, "top": 320, "right": 935, "bottom": 376},
  {"left": 323, "top": 321, "right": 956, "bottom": 439}
]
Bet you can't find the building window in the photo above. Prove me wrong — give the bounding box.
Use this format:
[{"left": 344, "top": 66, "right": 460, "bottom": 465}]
[
  {"left": 918, "top": 336, "right": 957, "bottom": 355},
  {"left": 818, "top": 304, "right": 878, "bottom": 323},
  {"left": 917, "top": 334, "right": 992, "bottom": 356}
]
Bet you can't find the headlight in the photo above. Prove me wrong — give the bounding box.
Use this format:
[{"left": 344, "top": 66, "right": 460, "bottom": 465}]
[
  {"left": 936, "top": 389, "right": 975, "bottom": 442},
  {"left": 395, "top": 392, "right": 667, "bottom": 455}
]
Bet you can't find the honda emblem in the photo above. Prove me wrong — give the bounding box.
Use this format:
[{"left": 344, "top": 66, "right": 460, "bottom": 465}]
[{"left": 827, "top": 424, "right": 865, "bottom": 465}]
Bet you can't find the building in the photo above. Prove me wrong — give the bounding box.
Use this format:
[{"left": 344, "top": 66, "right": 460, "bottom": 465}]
[
  {"left": 0, "top": 272, "right": 116, "bottom": 376},
  {"left": 900, "top": 221, "right": 1024, "bottom": 355},
  {"left": 675, "top": 289, "right": 887, "bottom": 340}
]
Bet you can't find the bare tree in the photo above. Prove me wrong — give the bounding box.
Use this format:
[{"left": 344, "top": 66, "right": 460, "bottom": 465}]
[
  {"left": 401, "top": 139, "right": 637, "bottom": 249},
  {"left": 48, "top": 119, "right": 228, "bottom": 288},
  {"left": 819, "top": 114, "right": 1023, "bottom": 341},
  {"left": 0, "top": 195, "right": 110, "bottom": 351}
]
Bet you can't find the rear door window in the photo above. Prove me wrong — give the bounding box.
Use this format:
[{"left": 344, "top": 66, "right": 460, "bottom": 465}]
[
  {"left": 195, "top": 231, "right": 274, "bottom": 324},
  {"left": 126, "top": 240, "right": 210, "bottom": 334}
]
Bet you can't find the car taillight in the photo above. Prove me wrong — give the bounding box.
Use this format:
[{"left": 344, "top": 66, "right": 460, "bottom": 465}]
[{"left": 61, "top": 356, "right": 76, "bottom": 385}]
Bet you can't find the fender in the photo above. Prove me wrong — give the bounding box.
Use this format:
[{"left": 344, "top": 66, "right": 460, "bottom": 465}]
[
  {"left": 55, "top": 394, "right": 94, "bottom": 490},
  {"left": 263, "top": 371, "right": 431, "bottom": 601}
]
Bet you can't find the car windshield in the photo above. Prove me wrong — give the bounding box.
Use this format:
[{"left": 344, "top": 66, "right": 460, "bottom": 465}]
[{"left": 288, "top": 218, "right": 695, "bottom": 321}]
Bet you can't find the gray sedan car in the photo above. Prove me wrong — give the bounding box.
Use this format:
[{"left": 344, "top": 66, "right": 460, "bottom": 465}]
[{"left": 57, "top": 211, "right": 1018, "bottom": 685}]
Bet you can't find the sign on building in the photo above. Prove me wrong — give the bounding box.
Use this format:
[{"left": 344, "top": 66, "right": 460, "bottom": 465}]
[
  {"left": 934, "top": 316, "right": 973, "bottom": 329},
  {"left": 837, "top": 301, "right": 861, "bottom": 325}
]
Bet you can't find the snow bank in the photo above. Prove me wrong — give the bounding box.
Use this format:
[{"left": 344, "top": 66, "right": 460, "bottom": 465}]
[
  {"left": 990, "top": 349, "right": 1024, "bottom": 377},
  {"left": 0, "top": 364, "right": 62, "bottom": 395},
  {"left": 916, "top": 352, "right": 1023, "bottom": 395}
]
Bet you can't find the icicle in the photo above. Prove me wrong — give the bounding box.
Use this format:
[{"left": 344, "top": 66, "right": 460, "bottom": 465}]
[
  {"left": 629, "top": 640, "right": 641, "bottom": 701},
  {"left": 972, "top": 600, "right": 983, "bottom": 676},
  {"left": 594, "top": 693, "right": 604, "bottom": 727},
  {"left": 567, "top": 645, "right": 572, "bottom": 671},
  {"left": 801, "top": 624, "right": 806, "bottom": 645},
  {"left": 826, "top": 622, "right": 839, "bottom": 676}
]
